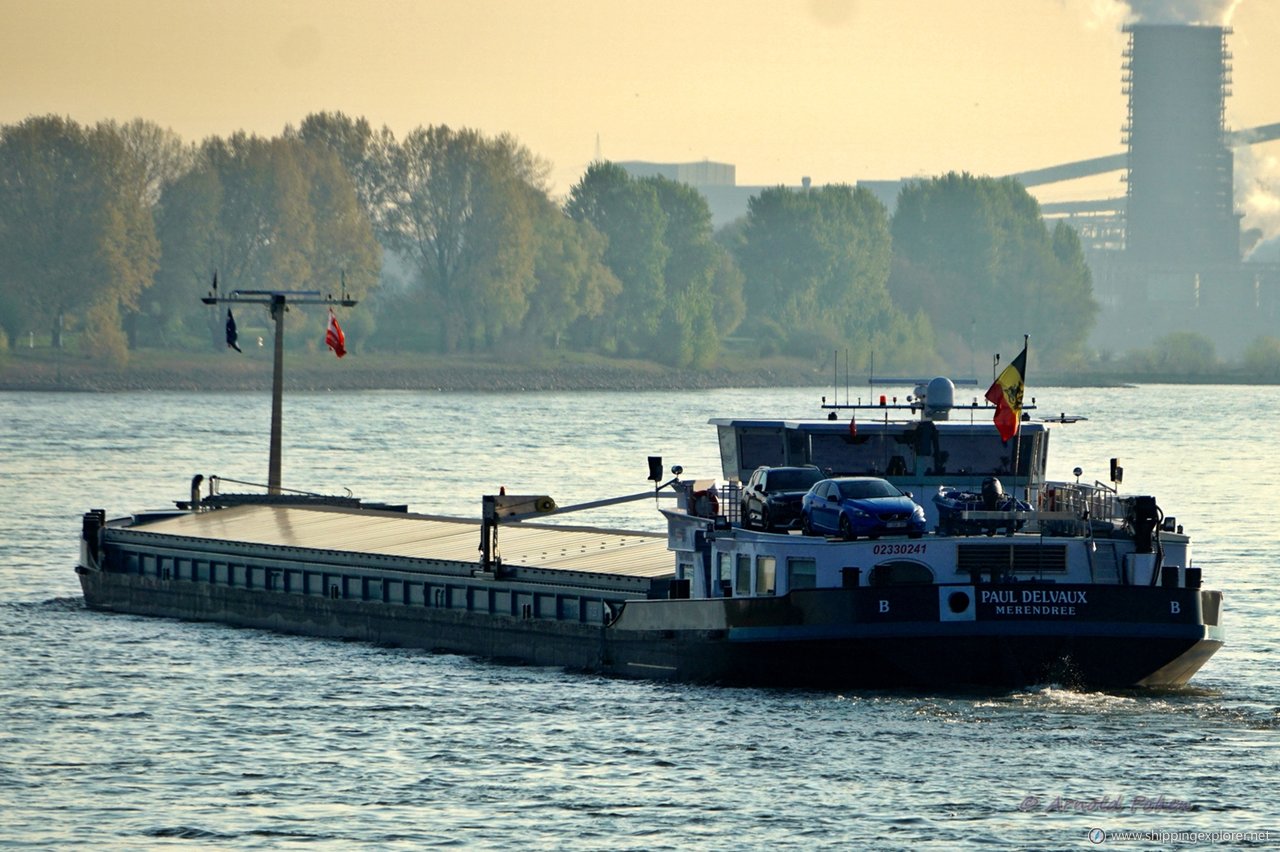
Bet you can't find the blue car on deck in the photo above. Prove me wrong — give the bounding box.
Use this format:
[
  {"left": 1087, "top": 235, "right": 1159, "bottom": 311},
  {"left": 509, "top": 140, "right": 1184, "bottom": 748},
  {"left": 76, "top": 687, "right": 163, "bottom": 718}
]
[{"left": 801, "top": 477, "right": 927, "bottom": 540}]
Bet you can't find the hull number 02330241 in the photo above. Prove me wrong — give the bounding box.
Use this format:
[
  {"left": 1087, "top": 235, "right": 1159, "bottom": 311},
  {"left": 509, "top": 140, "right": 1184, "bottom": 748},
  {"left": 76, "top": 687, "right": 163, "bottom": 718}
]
[{"left": 872, "top": 543, "right": 926, "bottom": 556}]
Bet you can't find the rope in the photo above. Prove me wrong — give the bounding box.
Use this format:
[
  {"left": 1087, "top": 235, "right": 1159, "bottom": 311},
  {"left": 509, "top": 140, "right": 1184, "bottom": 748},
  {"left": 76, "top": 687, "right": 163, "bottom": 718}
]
[{"left": 209, "top": 475, "right": 329, "bottom": 497}]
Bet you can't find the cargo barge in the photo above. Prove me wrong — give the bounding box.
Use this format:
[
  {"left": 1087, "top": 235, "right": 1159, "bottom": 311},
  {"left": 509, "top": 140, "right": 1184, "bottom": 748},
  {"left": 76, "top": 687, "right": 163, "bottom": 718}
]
[{"left": 75, "top": 376, "right": 1224, "bottom": 689}]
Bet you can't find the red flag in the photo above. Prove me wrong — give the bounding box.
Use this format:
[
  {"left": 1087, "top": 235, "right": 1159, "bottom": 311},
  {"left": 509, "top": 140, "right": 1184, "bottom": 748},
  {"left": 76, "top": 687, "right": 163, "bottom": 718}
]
[
  {"left": 325, "top": 309, "right": 346, "bottom": 358},
  {"left": 984, "top": 345, "right": 1027, "bottom": 441}
]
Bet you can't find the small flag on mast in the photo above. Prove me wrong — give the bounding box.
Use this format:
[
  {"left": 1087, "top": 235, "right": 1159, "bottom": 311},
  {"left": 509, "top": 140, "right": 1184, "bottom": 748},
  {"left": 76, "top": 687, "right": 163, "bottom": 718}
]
[
  {"left": 984, "top": 343, "right": 1027, "bottom": 441},
  {"left": 325, "top": 308, "right": 346, "bottom": 358},
  {"left": 225, "top": 309, "right": 241, "bottom": 353}
]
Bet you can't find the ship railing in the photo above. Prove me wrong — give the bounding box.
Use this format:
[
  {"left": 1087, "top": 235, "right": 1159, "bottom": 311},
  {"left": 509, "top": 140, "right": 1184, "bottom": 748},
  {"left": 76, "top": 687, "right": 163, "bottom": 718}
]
[
  {"left": 946, "top": 480, "right": 1122, "bottom": 537},
  {"left": 1040, "top": 480, "right": 1120, "bottom": 525},
  {"left": 956, "top": 509, "right": 1089, "bottom": 537}
]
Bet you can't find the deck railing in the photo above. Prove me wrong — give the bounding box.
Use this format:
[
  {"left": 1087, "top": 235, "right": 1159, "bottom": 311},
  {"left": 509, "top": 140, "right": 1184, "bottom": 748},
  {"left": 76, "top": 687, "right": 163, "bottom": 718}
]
[{"left": 1041, "top": 481, "right": 1120, "bottom": 525}]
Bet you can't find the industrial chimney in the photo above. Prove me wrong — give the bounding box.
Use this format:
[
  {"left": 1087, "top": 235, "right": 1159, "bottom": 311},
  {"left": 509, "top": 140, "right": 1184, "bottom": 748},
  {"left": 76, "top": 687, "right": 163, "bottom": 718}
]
[{"left": 1122, "top": 24, "right": 1239, "bottom": 265}]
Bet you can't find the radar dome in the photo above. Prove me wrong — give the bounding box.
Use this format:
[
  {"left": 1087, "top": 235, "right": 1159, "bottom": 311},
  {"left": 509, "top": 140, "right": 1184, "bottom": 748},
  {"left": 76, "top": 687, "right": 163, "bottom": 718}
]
[{"left": 925, "top": 377, "right": 955, "bottom": 420}]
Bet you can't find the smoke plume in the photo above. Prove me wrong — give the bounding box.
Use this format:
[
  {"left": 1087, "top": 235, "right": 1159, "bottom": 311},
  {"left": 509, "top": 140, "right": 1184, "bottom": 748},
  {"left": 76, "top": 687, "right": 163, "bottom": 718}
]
[
  {"left": 1235, "top": 142, "right": 1280, "bottom": 257},
  {"left": 1122, "top": 0, "right": 1243, "bottom": 24}
]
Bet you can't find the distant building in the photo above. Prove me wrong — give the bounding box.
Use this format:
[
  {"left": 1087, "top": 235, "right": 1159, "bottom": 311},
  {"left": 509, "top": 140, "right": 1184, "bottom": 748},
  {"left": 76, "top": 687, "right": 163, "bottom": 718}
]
[
  {"left": 616, "top": 160, "right": 754, "bottom": 227},
  {"left": 615, "top": 160, "right": 735, "bottom": 187},
  {"left": 616, "top": 160, "right": 901, "bottom": 229}
]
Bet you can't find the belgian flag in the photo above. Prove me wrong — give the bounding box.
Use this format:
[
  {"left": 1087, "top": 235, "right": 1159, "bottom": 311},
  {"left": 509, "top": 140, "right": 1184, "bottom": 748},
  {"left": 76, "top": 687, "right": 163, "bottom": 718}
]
[{"left": 984, "top": 343, "right": 1026, "bottom": 441}]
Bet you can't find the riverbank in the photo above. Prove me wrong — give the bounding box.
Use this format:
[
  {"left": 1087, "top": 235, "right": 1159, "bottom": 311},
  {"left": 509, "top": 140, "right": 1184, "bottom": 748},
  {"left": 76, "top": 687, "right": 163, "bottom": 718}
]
[
  {"left": 0, "top": 349, "right": 834, "bottom": 392},
  {"left": 0, "top": 347, "right": 1263, "bottom": 392}
]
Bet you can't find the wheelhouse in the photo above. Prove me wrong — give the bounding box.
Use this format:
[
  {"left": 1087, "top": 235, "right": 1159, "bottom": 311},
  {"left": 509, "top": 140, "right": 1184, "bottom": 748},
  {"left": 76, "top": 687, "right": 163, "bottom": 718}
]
[{"left": 713, "top": 417, "right": 1049, "bottom": 527}]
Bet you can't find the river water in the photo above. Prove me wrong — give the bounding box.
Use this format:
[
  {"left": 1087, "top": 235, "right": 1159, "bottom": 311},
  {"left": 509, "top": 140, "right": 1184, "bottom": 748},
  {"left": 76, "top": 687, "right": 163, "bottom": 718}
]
[{"left": 1, "top": 384, "right": 1277, "bottom": 849}]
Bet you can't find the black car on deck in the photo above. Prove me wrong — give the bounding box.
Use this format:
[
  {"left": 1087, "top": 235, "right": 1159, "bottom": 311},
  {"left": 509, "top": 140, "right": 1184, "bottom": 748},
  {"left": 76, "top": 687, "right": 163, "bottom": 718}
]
[{"left": 740, "top": 465, "right": 825, "bottom": 531}]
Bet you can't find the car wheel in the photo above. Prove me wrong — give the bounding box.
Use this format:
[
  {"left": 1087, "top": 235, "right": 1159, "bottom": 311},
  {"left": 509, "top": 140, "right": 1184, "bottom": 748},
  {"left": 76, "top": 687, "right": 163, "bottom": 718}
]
[
  {"left": 760, "top": 506, "right": 772, "bottom": 531},
  {"left": 908, "top": 531, "right": 923, "bottom": 540},
  {"left": 802, "top": 513, "right": 816, "bottom": 536},
  {"left": 740, "top": 501, "right": 753, "bottom": 529},
  {"left": 839, "top": 515, "right": 856, "bottom": 541}
]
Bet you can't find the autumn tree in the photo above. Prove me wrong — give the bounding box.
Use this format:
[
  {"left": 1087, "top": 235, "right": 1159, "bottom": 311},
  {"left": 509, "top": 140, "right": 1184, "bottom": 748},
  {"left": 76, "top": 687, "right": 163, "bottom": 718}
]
[
  {"left": 889, "top": 172, "right": 1097, "bottom": 363},
  {"left": 95, "top": 119, "right": 199, "bottom": 347},
  {"left": 152, "top": 133, "right": 379, "bottom": 349},
  {"left": 565, "top": 162, "right": 669, "bottom": 356},
  {"left": 0, "top": 116, "right": 157, "bottom": 363},
  {"left": 150, "top": 164, "right": 223, "bottom": 344},
  {"left": 100, "top": 118, "right": 196, "bottom": 208},
  {"left": 711, "top": 221, "right": 749, "bottom": 338},
  {"left": 290, "top": 111, "right": 398, "bottom": 238},
  {"left": 1130, "top": 331, "right": 1218, "bottom": 374},
  {"left": 522, "top": 191, "right": 621, "bottom": 349},
  {"left": 381, "top": 125, "right": 547, "bottom": 351},
  {"left": 1242, "top": 335, "right": 1280, "bottom": 379},
  {"left": 733, "top": 184, "right": 919, "bottom": 366},
  {"left": 645, "top": 176, "right": 737, "bottom": 367}
]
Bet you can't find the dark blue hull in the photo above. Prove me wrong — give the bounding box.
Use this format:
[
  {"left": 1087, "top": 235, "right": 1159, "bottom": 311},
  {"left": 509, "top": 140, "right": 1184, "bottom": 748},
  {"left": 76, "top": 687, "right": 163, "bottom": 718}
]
[{"left": 79, "top": 565, "right": 1222, "bottom": 690}]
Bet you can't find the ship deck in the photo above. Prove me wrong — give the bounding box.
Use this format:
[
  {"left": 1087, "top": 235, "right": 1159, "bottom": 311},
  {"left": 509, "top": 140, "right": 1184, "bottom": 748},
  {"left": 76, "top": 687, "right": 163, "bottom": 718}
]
[{"left": 120, "top": 504, "right": 674, "bottom": 579}]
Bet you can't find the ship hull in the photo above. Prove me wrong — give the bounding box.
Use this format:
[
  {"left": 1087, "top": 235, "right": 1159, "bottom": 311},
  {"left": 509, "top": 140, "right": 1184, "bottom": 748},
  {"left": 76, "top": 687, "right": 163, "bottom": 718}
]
[
  {"left": 78, "top": 569, "right": 1223, "bottom": 690},
  {"left": 605, "top": 631, "right": 1223, "bottom": 689}
]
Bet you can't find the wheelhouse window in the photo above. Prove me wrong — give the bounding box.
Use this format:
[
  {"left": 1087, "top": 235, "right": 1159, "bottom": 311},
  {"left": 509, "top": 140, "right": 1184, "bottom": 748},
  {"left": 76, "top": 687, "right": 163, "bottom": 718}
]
[
  {"left": 717, "top": 552, "right": 733, "bottom": 594},
  {"left": 739, "top": 431, "right": 786, "bottom": 469},
  {"left": 807, "top": 426, "right": 1045, "bottom": 478},
  {"left": 755, "top": 555, "right": 776, "bottom": 596},
  {"left": 810, "top": 431, "right": 911, "bottom": 477},
  {"left": 736, "top": 554, "right": 752, "bottom": 596},
  {"left": 788, "top": 557, "right": 817, "bottom": 590}
]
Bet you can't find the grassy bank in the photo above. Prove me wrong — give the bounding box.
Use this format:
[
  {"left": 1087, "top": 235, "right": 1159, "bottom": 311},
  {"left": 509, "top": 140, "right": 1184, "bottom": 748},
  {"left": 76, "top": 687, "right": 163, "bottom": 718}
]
[
  {"left": 0, "top": 348, "right": 834, "bottom": 392},
  {"left": 1, "top": 346, "right": 1271, "bottom": 392}
]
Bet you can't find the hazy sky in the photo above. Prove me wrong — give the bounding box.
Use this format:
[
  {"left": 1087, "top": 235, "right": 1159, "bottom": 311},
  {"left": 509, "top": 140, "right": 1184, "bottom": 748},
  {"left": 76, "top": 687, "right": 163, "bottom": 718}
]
[{"left": 4, "top": 0, "right": 1279, "bottom": 213}]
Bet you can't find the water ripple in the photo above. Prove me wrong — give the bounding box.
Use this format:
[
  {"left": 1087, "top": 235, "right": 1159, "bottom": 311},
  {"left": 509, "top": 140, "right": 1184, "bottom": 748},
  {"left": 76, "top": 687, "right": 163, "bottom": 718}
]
[{"left": 2, "top": 387, "right": 1277, "bottom": 848}]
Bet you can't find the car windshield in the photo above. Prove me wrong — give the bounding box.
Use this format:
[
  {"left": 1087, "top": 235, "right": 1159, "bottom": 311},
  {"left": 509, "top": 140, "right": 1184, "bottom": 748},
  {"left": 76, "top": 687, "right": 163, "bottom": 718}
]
[
  {"left": 769, "top": 469, "right": 822, "bottom": 490},
  {"left": 836, "top": 479, "right": 902, "bottom": 500}
]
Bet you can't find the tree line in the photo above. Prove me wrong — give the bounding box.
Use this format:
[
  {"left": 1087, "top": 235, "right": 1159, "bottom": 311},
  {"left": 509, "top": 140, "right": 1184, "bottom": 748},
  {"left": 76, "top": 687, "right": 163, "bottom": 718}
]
[{"left": 0, "top": 112, "right": 1099, "bottom": 371}]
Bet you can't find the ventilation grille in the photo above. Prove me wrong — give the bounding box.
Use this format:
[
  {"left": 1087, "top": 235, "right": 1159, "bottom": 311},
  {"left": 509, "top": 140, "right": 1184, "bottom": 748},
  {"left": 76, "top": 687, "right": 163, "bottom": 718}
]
[{"left": 957, "top": 544, "right": 1067, "bottom": 575}]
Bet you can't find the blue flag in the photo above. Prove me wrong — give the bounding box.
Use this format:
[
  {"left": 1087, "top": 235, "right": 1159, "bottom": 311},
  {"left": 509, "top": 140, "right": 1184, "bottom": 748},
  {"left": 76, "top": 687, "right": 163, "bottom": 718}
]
[{"left": 225, "top": 309, "right": 241, "bottom": 353}]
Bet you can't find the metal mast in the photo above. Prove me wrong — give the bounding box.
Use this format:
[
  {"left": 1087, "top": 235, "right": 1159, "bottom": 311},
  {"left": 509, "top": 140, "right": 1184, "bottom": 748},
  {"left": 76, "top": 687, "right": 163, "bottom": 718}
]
[{"left": 202, "top": 283, "right": 356, "bottom": 494}]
